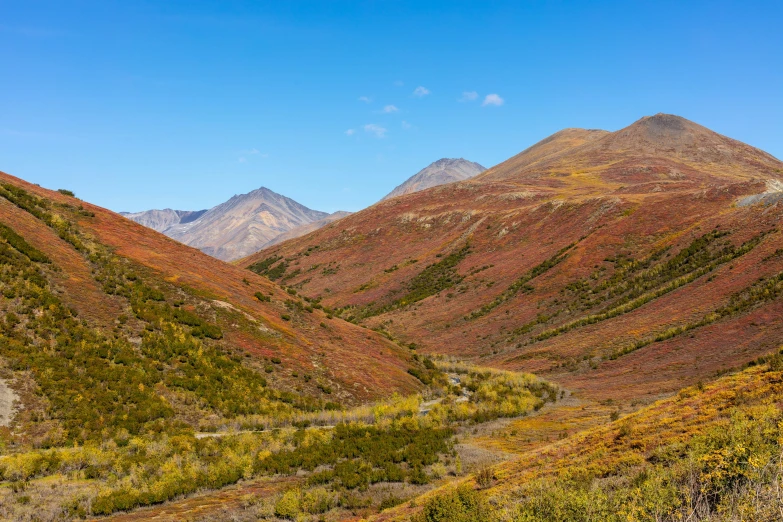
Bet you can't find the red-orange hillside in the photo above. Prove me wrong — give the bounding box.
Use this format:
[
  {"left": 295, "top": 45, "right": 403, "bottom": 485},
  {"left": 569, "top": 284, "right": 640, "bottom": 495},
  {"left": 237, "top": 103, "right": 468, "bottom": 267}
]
[{"left": 242, "top": 114, "right": 783, "bottom": 403}]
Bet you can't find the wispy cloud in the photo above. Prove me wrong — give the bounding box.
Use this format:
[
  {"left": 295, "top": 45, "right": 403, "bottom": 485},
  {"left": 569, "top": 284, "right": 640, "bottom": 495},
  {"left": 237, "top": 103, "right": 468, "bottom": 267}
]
[
  {"left": 459, "top": 91, "right": 478, "bottom": 102},
  {"left": 394, "top": 80, "right": 404, "bottom": 87},
  {"left": 345, "top": 129, "right": 356, "bottom": 136},
  {"left": 364, "top": 124, "right": 387, "bottom": 138},
  {"left": 412, "top": 86, "right": 430, "bottom": 98},
  {"left": 401, "top": 120, "right": 412, "bottom": 130},
  {"left": 482, "top": 93, "right": 504, "bottom": 106},
  {"left": 239, "top": 148, "right": 267, "bottom": 157},
  {"left": 238, "top": 148, "right": 267, "bottom": 162},
  {"left": 358, "top": 96, "right": 372, "bottom": 103},
  {"left": 382, "top": 105, "right": 399, "bottom": 113}
]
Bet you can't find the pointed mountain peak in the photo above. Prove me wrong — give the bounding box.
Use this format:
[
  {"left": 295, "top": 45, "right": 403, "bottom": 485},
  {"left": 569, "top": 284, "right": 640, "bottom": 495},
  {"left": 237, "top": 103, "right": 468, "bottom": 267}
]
[
  {"left": 611, "top": 113, "right": 714, "bottom": 147},
  {"left": 382, "top": 158, "right": 486, "bottom": 200},
  {"left": 123, "top": 185, "right": 328, "bottom": 261},
  {"left": 430, "top": 157, "right": 475, "bottom": 167},
  {"left": 230, "top": 186, "right": 279, "bottom": 200}
]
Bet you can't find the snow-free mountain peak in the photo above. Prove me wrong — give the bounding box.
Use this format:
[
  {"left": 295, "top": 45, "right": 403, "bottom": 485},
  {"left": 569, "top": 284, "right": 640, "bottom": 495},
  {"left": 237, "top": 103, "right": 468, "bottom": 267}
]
[
  {"left": 123, "top": 186, "right": 329, "bottom": 261},
  {"left": 382, "top": 158, "right": 486, "bottom": 200}
]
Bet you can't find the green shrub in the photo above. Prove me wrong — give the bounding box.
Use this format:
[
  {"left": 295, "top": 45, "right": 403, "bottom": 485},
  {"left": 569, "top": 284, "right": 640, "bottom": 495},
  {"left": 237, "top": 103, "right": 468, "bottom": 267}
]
[
  {"left": 0, "top": 223, "right": 50, "bottom": 263},
  {"left": 191, "top": 323, "right": 223, "bottom": 339},
  {"left": 414, "top": 486, "right": 493, "bottom": 522},
  {"left": 467, "top": 243, "right": 574, "bottom": 320},
  {"left": 274, "top": 489, "right": 301, "bottom": 520},
  {"left": 302, "top": 487, "right": 335, "bottom": 514}
]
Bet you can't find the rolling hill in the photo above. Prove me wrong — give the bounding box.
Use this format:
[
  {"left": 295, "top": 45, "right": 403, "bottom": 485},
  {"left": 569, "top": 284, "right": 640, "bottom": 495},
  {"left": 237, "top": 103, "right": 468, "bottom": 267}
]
[
  {"left": 0, "top": 171, "right": 424, "bottom": 421},
  {"left": 243, "top": 113, "right": 783, "bottom": 405},
  {"left": 374, "top": 355, "right": 783, "bottom": 521}
]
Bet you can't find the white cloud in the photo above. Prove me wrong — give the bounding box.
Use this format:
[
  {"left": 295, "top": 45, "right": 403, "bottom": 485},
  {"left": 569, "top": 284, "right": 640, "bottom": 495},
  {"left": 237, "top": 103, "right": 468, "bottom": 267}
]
[
  {"left": 364, "top": 123, "right": 387, "bottom": 138},
  {"left": 358, "top": 96, "right": 372, "bottom": 103},
  {"left": 459, "top": 91, "right": 478, "bottom": 102},
  {"left": 482, "top": 93, "right": 504, "bottom": 106},
  {"left": 345, "top": 129, "right": 355, "bottom": 136},
  {"left": 394, "top": 80, "right": 404, "bottom": 87},
  {"left": 238, "top": 148, "right": 268, "bottom": 160},
  {"left": 382, "top": 104, "right": 399, "bottom": 113},
  {"left": 412, "top": 86, "right": 430, "bottom": 97},
  {"left": 401, "top": 120, "right": 412, "bottom": 130}
]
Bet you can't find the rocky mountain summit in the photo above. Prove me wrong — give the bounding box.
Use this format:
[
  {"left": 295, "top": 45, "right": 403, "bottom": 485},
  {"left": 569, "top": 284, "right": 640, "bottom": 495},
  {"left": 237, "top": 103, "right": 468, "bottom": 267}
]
[
  {"left": 382, "top": 158, "right": 486, "bottom": 200},
  {"left": 123, "top": 187, "right": 331, "bottom": 261}
]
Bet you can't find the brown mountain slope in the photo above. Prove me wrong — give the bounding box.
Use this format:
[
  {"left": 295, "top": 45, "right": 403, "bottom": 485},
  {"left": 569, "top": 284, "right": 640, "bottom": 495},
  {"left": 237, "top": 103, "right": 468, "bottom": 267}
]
[
  {"left": 0, "top": 170, "right": 422, "bottom": 411},
  {"left": 261, "top": 210, "right": 351, "bottom": 249},
  {"left": 474, "top": 127, "right": 609, "bottom": 182},
  {"left": 478, "top": 113, "right": 781, "bottom": 185},
  {"left": 242, "top": 114, "right": 783, "bottom": 404}
]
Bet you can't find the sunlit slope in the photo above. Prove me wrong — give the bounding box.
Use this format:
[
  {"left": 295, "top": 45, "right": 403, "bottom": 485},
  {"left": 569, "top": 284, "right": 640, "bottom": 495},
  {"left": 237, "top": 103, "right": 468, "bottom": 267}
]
[
  {"left": 0, "top": 170, "right": 422, "bottom": 423},
  {"left": 478, "top": 113, "right": 782, "bottom": 185},
  {"left": 241, "top": 114, "right": 783, "bottom": 402},
  {"left": 373, "top": 354, "right": 783, "bottom": 521}
]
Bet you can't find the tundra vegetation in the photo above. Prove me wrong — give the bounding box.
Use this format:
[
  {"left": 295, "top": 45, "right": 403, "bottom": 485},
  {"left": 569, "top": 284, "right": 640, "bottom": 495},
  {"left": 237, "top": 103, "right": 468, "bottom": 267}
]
[
  {"left": 199, "top": 114, "right": 783, "bottom": 521},
  {"left": 0, "top": 187, "right": 558, "bottom": 520},
  {"left": 2, "top": 179, "right": 783, "bottom": 521},
  {"left": 414, "top": 354, "right": 783, "bottom": 522}
]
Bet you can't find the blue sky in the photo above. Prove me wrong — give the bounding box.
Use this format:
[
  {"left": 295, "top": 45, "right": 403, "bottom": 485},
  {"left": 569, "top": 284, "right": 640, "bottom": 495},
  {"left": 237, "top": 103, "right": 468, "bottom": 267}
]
[{"left": 1, "top": 1, "right": 781, "bottom": 213}]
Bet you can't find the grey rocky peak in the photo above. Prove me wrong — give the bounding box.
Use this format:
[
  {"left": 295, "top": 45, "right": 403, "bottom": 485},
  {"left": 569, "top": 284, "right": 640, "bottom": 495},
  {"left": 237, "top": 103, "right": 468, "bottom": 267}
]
[
  {"left": 122, "top": 187, "right": 328, "bottom": 261},
  {"left": 120, "top": 208, "right": 207, "bottom": 233},
  {"left": 382, "top": 158, "right": 486, "bottom": 200}
]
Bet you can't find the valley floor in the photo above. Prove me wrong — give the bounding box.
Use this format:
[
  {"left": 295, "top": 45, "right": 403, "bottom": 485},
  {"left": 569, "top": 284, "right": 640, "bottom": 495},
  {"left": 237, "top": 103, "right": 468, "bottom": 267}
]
[
  {"left": 94, "top": 389, "right": 557, "bottom": 522},
  {"left": 90, "top": 383, "right": 626, "bottom": 521}
]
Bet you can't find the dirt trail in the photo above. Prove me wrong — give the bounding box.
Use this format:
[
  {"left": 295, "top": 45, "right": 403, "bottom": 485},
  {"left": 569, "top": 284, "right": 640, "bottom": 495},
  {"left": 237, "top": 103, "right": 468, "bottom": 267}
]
[{"left": 0, "top": 378, "right": 18, "bottom": 427}]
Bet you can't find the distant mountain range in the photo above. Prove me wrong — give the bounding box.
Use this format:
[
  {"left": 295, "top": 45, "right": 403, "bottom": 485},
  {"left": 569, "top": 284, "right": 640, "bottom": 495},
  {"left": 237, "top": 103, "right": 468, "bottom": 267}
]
[
  {"left": 120, "top": 208, "right": 208, "bottom": 233},
  {"left": 123, "top": 157, "right": 486, "bottom": 261},
  {"left": 122, "top": 188, "right": 346, "bottom": 261},
  {"left": 382, "top": 158, "right": 486, "bottom": 200}
]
